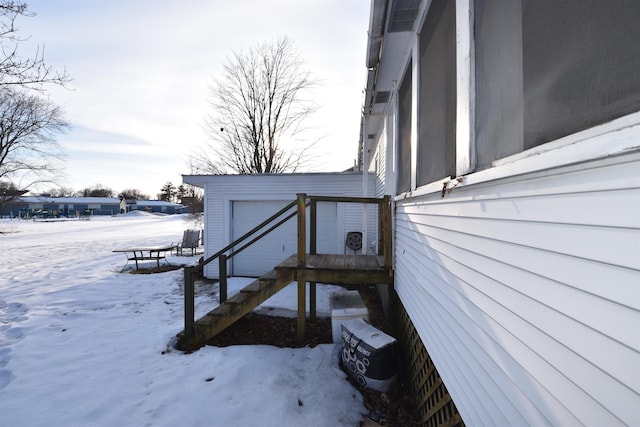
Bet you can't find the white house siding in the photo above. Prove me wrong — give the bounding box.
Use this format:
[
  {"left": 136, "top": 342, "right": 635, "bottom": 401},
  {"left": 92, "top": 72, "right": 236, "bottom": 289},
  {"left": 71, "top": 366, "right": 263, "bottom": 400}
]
[
  {"left": 342, "top": 202, "right": 378, "bottom": 255},
  {"left": 368, "top": 115, "right": 395, "bottom": 200},
  {"left": 372, "top": 141, "right": 386, "bottom": 198},
  {"left": 394, "top": 153, "right": 640, "bottom": 425},
  {"left": 192, "top": 173, "right": 377, "bottom": 278}
]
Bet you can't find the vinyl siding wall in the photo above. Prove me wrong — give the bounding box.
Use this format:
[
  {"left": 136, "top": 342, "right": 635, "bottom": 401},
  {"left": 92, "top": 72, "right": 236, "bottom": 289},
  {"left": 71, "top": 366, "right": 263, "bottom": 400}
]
[
  {"left": 370, "top": 129, "right": 387, "bottom": 198},
  {"left": 393, "top": 152, "right": 640, "bottom": 425}
]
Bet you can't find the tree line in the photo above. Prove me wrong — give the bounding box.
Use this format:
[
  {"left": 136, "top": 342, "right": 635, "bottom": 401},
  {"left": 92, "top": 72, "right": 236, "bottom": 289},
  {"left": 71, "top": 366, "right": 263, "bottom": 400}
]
[{"left": 30, "top": 181, "right": 200, "bottom": 204}]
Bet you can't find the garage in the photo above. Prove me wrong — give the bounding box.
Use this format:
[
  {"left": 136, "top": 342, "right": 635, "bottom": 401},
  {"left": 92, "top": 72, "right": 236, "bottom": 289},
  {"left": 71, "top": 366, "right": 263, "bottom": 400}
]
[
  {"left": 182, "top": 172, "right": 376, "bottom": 279},
  {"left": 231, "top": 200, "right": 337, "bottom": 276}
]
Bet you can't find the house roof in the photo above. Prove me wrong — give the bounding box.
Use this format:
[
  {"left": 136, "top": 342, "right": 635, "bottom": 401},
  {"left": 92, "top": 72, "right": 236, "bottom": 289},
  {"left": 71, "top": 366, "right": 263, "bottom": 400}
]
[
  {"left": 136, "top": 200, "right": 185, "bottom": 207},
  {"left": 360, "top": 0, "right": 422, "bottom": 169},
  {"left": 15, "top": 196, "right": 183, "bottom": 207},
  {"left": 18, "top": 196, "right": 121, "bottom": 204},
  {"left": 182, "top": 171, "right": 364, "bottom": 189}
]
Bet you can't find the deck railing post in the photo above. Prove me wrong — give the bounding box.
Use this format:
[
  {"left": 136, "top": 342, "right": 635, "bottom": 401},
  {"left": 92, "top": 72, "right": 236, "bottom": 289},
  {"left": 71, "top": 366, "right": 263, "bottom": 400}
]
[
  {"left": 296, "top": 193, "right": 307, "bottom": 267},
  {"left": 382, "top": 195, "right": 392, "bottom": 270},
  {"left": 378, "top": 199, "right": 384, "bottom": 256},
  {"left": 184, "top": 266, "right": 195, "bottom": 334},
  {"left": 309, "top": 198, "right": 317, "bottom": 323},
  {"left": 297, "top": 271, "right": 306, "bottom": 345},
  {"left": 296, "top": 193, "right": 307, "bottom": 344},
  {"left": 219, "top": 254, "right": 228, "bottom": 303}
]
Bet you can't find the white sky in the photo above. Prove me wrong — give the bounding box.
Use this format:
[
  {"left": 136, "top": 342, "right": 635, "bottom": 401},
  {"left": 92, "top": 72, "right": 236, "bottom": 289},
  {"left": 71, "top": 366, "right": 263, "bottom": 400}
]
[{"left": 20, "top": 0, "right": 371, "bottom": 197}]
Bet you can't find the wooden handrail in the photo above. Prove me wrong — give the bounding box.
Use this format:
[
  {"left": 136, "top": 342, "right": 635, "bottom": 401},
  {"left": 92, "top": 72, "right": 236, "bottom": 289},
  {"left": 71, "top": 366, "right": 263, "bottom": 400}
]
[
  {"left": 303, "top": 195, "right": 384, "bottom": 204},
  {"left": 194, "top": 199, "right": 297, "bottom": 274},
  {"left": 228, "top": 208, "right": 299, "bottom": 259},
  {"left": 183, "top": 199, "right": 297, "bottom": 333}
]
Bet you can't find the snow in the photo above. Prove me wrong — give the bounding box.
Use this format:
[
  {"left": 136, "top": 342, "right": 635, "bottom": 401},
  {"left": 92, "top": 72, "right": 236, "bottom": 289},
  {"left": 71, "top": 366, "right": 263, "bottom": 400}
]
[{"left": 0, "top": 213, "right": 366, "bottom": 426}]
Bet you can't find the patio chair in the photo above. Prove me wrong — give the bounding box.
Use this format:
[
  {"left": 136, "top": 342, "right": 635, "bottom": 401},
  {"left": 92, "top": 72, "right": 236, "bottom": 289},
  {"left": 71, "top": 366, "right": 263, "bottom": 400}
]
[{"left": 176, "top": 229, "right": 201, "bottom": 256}]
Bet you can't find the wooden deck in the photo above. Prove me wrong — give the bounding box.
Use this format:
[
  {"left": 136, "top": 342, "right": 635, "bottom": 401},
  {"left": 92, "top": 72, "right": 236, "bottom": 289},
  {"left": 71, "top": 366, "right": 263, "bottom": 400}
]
[
  {"left": 178, "top": 194, "right": 394, "bottom": 350},
  {"left": 177, "top": 253, "right": 393, "bottom": 350},
  {"left": 275, "top": 253, "right": 393, "bottom": 285}
]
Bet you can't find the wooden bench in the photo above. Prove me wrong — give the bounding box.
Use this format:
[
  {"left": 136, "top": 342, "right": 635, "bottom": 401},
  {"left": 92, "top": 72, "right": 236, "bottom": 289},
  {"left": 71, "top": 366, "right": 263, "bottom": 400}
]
[{"left": 113, "top": 245, "right": 176, "bottom": 271}]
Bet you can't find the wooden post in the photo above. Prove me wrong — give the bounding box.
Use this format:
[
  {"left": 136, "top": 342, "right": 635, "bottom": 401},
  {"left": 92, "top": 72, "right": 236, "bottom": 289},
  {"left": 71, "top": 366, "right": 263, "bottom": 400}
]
[
  {"left": 378, "top": 199, "right": 384, "bottom": 256},
  {"left": 184, "top": 266, "right": 194, "bottom": 334},
  {"left": 297, "top": 271, "right": 306, "bottom": 345},
  {"left": 382, "top": 195, "right": 392, "bottom": 270},
  {"left": 296, "top": 193, "right": 307, "bottom": 344},
  {"left": 309, "top": 198, "right": 317, "bottom": 323},
  {"left": 296, "top": 193, "right": 307, "bottom": 267},
  {"left": 219, "top": 254, "right": 227, "bottom": 303}
]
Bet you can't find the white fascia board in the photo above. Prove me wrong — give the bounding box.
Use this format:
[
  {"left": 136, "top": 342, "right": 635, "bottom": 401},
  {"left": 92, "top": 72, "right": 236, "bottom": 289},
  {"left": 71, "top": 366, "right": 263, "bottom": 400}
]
[{"left": 456, "top": 0, "right": 476, "bottom": 176}]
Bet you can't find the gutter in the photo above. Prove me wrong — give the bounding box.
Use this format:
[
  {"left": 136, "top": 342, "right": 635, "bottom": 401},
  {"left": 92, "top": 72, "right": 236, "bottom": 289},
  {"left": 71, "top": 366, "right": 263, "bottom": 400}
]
[{"left": 359, "top": 0, "right": 388, "bottom": 170}]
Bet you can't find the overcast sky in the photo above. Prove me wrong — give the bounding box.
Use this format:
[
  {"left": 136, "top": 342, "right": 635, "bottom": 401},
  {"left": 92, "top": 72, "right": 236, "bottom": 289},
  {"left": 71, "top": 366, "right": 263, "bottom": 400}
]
[{"left": 19, "top": 0, "right": 370, "bottom": 198}]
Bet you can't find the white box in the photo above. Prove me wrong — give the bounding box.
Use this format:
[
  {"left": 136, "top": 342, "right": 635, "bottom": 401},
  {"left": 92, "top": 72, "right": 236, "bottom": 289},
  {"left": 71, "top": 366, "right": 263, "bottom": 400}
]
[{"left": 330, "top": 290, "right": 369, "bottom": 343}]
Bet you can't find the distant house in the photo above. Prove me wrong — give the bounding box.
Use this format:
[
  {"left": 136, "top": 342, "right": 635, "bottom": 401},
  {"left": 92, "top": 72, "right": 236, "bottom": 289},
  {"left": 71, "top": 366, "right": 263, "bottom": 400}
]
[
  {"left": 135, "top": 200, "right": 186, "bottom": 215},
  {"left": 1, "top": 196, "right": 185, "bottom": 218},
  {"left": 361, "top": 0, "right": 640, "bottom": 425}
]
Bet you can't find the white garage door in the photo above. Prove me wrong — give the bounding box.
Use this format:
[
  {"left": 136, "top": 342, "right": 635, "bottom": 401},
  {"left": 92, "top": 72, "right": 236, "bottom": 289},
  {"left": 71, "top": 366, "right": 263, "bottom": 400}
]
[{"left": 231, "top": 200, "right": 337, "bottom": 276}]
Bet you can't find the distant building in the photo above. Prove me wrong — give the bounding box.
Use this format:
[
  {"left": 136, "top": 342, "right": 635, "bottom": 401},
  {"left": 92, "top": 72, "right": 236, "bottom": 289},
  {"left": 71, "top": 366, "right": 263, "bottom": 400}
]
[
  {"left": 1, "top": 196, "right": 185, "bottom": 218},
  {"left": 135, "top": 200, "right": 186, "bottom": 214}
]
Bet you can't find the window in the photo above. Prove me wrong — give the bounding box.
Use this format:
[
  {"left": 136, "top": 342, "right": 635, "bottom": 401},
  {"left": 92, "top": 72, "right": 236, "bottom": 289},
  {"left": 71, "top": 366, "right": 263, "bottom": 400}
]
[
  {"left": 397, "top": 64, "right": 413, "bottom": 194},
  {"left": 417, "top": 0, "right": 457, "bottom": 186},
  {"left": 475, "top": 0, "right": 640, "bottom": 169}
]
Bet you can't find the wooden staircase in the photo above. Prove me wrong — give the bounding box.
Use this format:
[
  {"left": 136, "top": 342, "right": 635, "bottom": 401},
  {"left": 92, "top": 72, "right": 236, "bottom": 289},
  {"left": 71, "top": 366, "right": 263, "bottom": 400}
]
[
  {"left": 176, "top": 194, "right": 392, "bottom": 352},
  {"left": 177, "top": 269, "right": 295, "bottom": 351}
]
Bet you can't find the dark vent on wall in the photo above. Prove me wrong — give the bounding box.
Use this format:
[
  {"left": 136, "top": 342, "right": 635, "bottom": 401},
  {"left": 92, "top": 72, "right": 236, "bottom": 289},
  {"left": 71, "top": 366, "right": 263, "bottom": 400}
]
[
  {"left": 375, "top": 91, "right": 391, "bottom": 104},
  {"left": 368, "top": 134, "right": 376, "bottom": 140},
  {"left": 388, "top": 0, "right": 421, "bottom": 32}
]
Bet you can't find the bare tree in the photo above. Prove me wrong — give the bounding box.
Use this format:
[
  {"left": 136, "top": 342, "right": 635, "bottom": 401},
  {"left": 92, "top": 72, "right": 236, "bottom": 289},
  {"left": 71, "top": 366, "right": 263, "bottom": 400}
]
[
  {"left": 46, "top": 186, "right": 75, "bottom": 197},
  {"left": 0, "top": 87, "right": 68, "bottom": 206},
  {"left": 193, "top": 37, "right": 318, "bottom": 174},
  {"left": 120, "top": 188, "right": 149, "bottom": 201},
  {"left": 0, "top": 2, "right": 70, "bottom": 214},
  {"left": 78, "top": 184, "right": 113, "bottom": 198},
  {"left": 0, "top": 1, "right": 69, "bottom": 91}
]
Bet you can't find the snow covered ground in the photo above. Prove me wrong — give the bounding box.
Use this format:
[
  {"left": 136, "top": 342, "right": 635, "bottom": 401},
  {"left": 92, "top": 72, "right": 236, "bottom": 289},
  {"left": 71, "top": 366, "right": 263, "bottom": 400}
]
[{"left": 0, "top": 213, "right": 365, "bottom": 426}]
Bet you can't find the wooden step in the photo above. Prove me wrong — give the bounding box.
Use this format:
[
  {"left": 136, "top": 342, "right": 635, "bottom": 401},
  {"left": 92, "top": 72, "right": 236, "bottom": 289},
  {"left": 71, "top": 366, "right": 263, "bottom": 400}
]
[
  {"left": 240, "top": 281, "right": 262, "bottom": 293},
  {"left": 259, "top": 269, "right": 278, "bottom": 281},
  {"left": 177, "top": 269, "right": 294, "bottom": 350}
]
